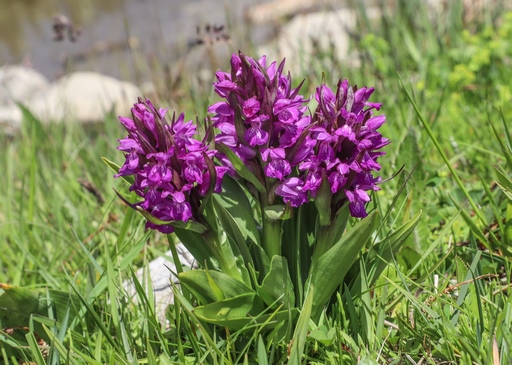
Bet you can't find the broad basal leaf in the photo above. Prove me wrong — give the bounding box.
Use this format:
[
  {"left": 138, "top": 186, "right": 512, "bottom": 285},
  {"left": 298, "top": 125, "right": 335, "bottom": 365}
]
[
  {"left": 192, "top": 293, "right": 296, "bottom": 330},
  {"left": 178, "top": 270, "right": 255, "bottom": 305},
  {"left": 256, "top": 256, "right": 295, "bottom": 310},
  {"left": 0, "top": 284, "right": 81, "bottom": 340}
]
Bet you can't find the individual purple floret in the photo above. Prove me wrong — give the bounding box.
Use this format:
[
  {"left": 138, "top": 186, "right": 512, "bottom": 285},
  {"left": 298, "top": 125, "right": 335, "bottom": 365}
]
[
  {"left": 208, "top": 52, "right": 313, "bottom": 201},
  {"left": 302, "top": 80, "right": 389, "bottom": 217},
  {"left": 116, "top": 98, "right": 227, "bottom": 233}
]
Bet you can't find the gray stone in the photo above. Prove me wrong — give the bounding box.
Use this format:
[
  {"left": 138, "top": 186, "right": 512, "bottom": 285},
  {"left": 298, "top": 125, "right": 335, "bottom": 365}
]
[
  {"left": 28, "top": 72, "right": 141, "bottom": 124},
  {"left": 0, "top": 65, "right": 50, "bottom": 106},
  {"left": 258, "top": 7, "right": 381, "bottom": 75},
  {"left": 0, "top": 65, "right": 50, "bottom": 132},
  {"left": 0, "top": 70, "right": 141, "bottom": 131},
  {"left": 123, "top": 243, "right": 197, "bottom": 324}
]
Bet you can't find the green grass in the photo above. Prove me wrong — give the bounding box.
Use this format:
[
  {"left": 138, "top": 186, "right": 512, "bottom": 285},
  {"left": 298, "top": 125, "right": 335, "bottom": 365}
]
[{"left": 1, "top": 0, "right": 512, "bottom": 363}]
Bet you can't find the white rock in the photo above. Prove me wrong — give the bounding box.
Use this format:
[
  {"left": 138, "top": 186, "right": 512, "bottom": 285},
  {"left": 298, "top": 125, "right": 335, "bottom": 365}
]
[
  {"left": 0, "top": 65, "right": 50, "bottom": 106},
  {"left": 0, "top": 65, "right": 50, "bottom": 131},
  {"left": 246, "top": 0, "right": 334, "bottom": 24},
  {"left": 27, "top": 72, "right": 140, "bottom": 124},
  {"left": 258, "top": 8, "right": 381, "bottom": 75},
  {"left": 123, "top": 243, "right": 197, "bottom": 324},
  {"left": 0, "top": 105, "right": 23, "bottom": 134}
]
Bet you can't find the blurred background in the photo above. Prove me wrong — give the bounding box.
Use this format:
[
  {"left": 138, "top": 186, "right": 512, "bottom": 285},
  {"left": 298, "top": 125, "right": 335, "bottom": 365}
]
[
  {"left": 2, "top": 0, "right": 505, "bottom": 132},
  {"left": 0, "top": 0, "right": 278, "bottom": 82}
]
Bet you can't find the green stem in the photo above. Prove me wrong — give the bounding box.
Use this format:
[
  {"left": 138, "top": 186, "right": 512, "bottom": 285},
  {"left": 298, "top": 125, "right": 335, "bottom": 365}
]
[
  {"left": 202, "top": 227, "right": 243, "bottom": 282},
  {"left": 167, "top": 235, "right": 184, "bottom": 274},
  {"left": 167, "top": 235, "right": 191, "bottom": 301},
  {"left": 262, "top": 214, "right": 282, "bottom": 259},
  {"left": 311, "top": 205, "right": 349, "bottom": 267},
  {"left": 311, "top": 224, "right": 335, "bottom": 266}
]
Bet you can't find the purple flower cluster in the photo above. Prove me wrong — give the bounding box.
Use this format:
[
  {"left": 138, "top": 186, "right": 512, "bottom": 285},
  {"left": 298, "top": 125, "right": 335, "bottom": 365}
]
[
  {"left": 297, "top": 80, "right": 389, "bottom": 217},
  {"left": 116, "top": 98, "right": 227, "bottom": 233},
  {"left": 116, "top": 53, "right": 388, "bottom": 231},
  {"left": 208, "top": 52, "right": 313, "bottom": 188},
  {"left": 209, "top": 53, "right": 388, "bottom": 218}
]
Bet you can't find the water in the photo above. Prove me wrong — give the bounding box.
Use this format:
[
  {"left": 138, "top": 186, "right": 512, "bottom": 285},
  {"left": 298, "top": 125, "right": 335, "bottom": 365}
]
[{"left": 0, "top": 0, "right": 273, "bottom": 82}]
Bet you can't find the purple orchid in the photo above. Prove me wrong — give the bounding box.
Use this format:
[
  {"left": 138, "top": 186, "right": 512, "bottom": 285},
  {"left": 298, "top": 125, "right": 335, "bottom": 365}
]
[
  {"left": 208, "top": 52, "right": 312, "bottom": 202},
  {"left": 116, "top": 98, "right": 227, "bottom": 233},
  {"left": 300, "top": 79, "right": 389, "bottom": 217},
  {"left": 209, "top": 53, "right": 388, "bottom": 218}
]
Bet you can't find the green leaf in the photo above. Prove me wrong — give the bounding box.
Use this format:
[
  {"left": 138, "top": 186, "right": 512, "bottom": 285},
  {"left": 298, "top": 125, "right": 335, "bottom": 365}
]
[
  {"left": 0, "top": 283, "right": 81, "bottom": 340},
  {"left": 308, "top": 325, "right": 336, "bottom": 346},
  {"left": 495, "top": 178, "right": 512, "bottom": 203},
  {"left": 314, "top": 171, "right": 332, "bottom": 226},
  {"left": 173, "top": 228, "right": 218, "bottom": 270},
  {"left": 264, "top": 205, "right": 293, "bottom": 220},
  {"left": 205, "top": 268, "right": 225, "bottom": 302},
  {"left": 192, "top": 293, "right": 265, "bottom": 327},
  {"left": 178, "top": 270, "right": 255, "bottom": 305},
  {"left": 400, "top": 76, "right": 486, "bottom": 225},
  {"left": 352, "top": 210, "right": 422, "bottom": 293},
  {"left": 288, "top": 287, "right": 313, "bottom": 365},
  {"left": 26, "top": 332, "right": 47, "bottom": 364},
  {"left": 309, "top": 211, "right": 380, "bottom": 319},
  {"left": 256, "top": 256, "right": 295, "bottom": 310},
  {"left": 216, "top": 143, "right": 266, "bottom": 194},
  {"left": 257, "top": 335, "right": 269, "bottom": 365},
  {"left": 214, "top": 175, "right": 260, "bottom": 246},
  {"left": 459, "top": 206, "right": 491, "bottom": 250},
  {"left": 101, "top": 157, "right": 134, "bottom": 186},
  {"left": 212, "top": 204, "right": 252, "bottom": 285},
  {"left": 505, "top": 204, "right": 512, "bottom": 251},
  {"left": 395, "top": 128, "right": 424, "bottom": 183},
  {"left": 494, "top": 164, "right": 512, "bottom": 189},
  {"left": 192, "top": 294, "right": 296, "bottom": 330},
  {"left": 492, "top": 111, "right": 512, "bottom": 171}
]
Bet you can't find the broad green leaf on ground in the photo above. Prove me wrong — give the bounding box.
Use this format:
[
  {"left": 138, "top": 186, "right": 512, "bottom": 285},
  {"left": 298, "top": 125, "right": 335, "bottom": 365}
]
[
  {"left": 0, "top": 283, "right": 81, "bottom": 340},
  {"left": 256, "top": 256, "right": 295, "bottom": 310},
  {"left": 193, "top": 302, "right": 297, "bottom": 331},
  {"left": 192, "top": 293, "right": 266, "bottom": 329},
  {"left": 178, "top": 270, "right": 255, "bottom": 305}
]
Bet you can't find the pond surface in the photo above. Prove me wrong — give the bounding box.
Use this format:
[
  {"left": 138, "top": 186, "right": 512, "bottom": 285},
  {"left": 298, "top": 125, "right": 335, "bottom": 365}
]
[{"left": 0, "top": 0, "right": 273, "bottom": 82}]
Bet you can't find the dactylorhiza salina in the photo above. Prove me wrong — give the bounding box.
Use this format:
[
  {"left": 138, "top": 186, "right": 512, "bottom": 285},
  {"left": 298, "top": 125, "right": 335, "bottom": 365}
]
[{"left": 113, "top": 51, "right": 390, "bottom": 326}]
